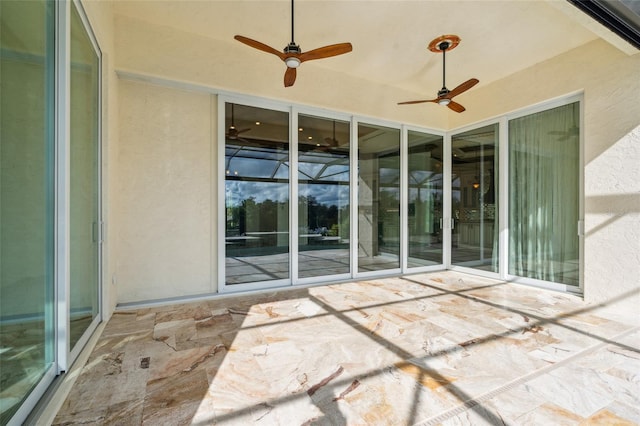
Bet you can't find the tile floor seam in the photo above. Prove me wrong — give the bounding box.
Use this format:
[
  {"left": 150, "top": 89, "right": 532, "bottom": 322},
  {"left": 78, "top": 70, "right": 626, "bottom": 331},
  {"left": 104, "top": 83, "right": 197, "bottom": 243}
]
[{"left": 414, "top": 325, "right": 640, "bottom": 426}]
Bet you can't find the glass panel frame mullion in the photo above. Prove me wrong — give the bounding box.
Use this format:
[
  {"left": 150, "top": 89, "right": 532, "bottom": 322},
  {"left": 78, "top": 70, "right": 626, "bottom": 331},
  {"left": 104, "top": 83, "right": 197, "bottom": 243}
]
[
  {"left": 405, "top": 126, "right": 446, "bottom": 271},
  {"left": 68, "top": 0, "right": 103, "bottom": 365},
  {"left": 290, "top": 107, "right": 299, "bottom": 284}
]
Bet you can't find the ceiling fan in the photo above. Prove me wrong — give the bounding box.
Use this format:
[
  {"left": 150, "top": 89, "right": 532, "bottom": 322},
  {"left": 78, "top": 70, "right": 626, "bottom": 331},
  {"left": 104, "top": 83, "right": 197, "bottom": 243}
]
[
  {"left": 226, "top": 104, "right": 250, "bottom": 142},
  {"left": 324, "top": 120, "right": 340, "bottom": 147},
  {"left": 399, "top": 35, "right": 479, "bottom": 113},
  {"left": 549, "top": 125, "right": 579, "bottom": 141},
  {"left": 234, "top": 0, "right": 352, "bottom": 87}
]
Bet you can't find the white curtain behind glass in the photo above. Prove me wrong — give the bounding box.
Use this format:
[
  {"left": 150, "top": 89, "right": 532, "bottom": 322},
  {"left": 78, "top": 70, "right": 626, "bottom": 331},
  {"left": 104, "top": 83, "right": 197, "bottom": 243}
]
[{"left": 508, "top": 102, "right": 579, "bottom": 285}]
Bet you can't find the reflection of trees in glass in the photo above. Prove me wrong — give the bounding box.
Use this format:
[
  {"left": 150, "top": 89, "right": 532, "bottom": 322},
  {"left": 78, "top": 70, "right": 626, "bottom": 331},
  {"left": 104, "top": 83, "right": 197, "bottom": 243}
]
[
  {"left": 378, "top": 187, "right": 400, "bottom": 218},
  {"left": 226, "top": 196, "right": 289, "bottom": 236},
  {"left": 299, "top": 195, "right": 349, "bottom": 236}
]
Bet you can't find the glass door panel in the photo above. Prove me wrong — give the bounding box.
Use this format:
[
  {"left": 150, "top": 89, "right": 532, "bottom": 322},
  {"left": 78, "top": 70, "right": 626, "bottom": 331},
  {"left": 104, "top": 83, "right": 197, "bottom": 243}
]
[
  {"left": 298, "top": 115, "right": 350, "bottom": 278},
  {"left": 224, "top": 103, "right": 290, "bottom": 285},
  {"left": 0, "top": 0, "right": 55, "bottom": 422},
  {"left": 358, "top": 124, "right": 400, "bottom": 272},
  {"left": 451, "top": 124, "right": 499, "bottom": 272},
  {"left": 408, "top": 131, "right": 444, "bottom": 267},
  {"left": 509, "top": 102, "right": 580, "bottom": 286},
  {"left": 69, "top": 2, "right": 101, "bottom": 350}
]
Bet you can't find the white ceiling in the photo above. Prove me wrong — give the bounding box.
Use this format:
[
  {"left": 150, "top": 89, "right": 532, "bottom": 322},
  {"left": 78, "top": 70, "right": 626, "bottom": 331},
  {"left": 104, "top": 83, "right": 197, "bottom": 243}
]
[{"left": 112, "top": 0, "right": 622, "bottom": 97}]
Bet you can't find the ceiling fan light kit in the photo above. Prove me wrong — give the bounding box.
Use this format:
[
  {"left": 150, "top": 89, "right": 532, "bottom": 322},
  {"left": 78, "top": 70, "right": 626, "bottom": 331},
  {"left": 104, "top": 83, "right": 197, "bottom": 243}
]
[{"left": 285, "top": 57, "right": 301, "bottom": 68}]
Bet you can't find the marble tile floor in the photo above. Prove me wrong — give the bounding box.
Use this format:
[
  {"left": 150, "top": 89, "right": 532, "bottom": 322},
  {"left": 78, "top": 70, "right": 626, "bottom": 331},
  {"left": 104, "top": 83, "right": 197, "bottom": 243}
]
[{"left": 53, "top": 271, "right": 639, "bottom": 425}]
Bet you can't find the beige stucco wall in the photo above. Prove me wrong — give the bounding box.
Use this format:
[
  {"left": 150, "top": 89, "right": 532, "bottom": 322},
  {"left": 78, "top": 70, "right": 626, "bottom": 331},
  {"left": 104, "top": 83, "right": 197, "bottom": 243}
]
[
  {"left": 111, "top": 13, "right": 639, "bottom": 312},
  {"left": 116, "top": 81, "right": 214, "bottom": 303}
]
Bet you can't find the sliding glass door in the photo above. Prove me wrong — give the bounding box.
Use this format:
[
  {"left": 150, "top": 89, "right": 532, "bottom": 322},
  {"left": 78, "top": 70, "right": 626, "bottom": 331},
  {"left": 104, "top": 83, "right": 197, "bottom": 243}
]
[
  {"left": 69, "top": 1, "right": 101, "bottom": 352},
  {"left": 451, "top": 124, "right": 499, "bottom": 272},
  {"left": 408, "top": 131, "right": 444, "bottom": 267},
  {"left": 220, "top": 98, "right": 580, "bottom": 291},
  {"left": 0, "top": 1, "right": 56, "bottom": 422},
  {"left": 298, "top": 115, "right": 350, "bottom": 279},
  {"left": 357, "top": 123, "right": 401, "bottom": 273},
  {"left": 224, "top": 103, "right": 290, "bottom": 285},
  {"left": 509, "top": 102, "right": 580, "bottom": 286}
]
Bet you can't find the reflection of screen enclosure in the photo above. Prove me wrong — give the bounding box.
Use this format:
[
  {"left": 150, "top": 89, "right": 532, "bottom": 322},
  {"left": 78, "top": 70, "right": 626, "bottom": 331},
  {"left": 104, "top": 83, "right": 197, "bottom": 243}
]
[
  {"left": 451, "top": 123, "right": 499, "bottom": 272},
  {"left": 298, "top": 115, "right": 350, "bottom": 278},
  {"left": 408, "top": 131, "right": 444, "bottom": 267},
  {"left": 224, "top": 103, "right": 290, "bottom": 285},
  {"left": 358, "top": 124, "right": 401, "bottom": 273}
]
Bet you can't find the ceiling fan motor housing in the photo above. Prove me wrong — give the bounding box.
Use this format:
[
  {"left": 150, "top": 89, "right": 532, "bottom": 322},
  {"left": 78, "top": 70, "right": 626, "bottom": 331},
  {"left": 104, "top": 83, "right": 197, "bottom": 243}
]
[
  {"left": 284, "top": 43, "right": 301, "bottom": 54},
  {"left": 283, "top": 43, "right": 302, "bottom": 68}
]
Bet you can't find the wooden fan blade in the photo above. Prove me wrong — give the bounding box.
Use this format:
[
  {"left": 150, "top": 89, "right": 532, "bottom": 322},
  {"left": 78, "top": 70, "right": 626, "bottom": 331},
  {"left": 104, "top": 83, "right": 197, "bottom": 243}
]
[
  {"left": 236, "top": 128, "right": 251, "bottom": 134},
  {"left": 234, "top": 35, "right": 285, "bottom": 60},
  {"left": 299, "top": 43, "right": 352, "bottom": 62},
  {"left": 446, "top": 78, "right": 479, "bottom": 99},
  {"left": 284, "top": 67, "right": 297, "bottom": 87},
  {"left": 447, "top": 100, "right": 466, "bottom": 113},
  {"left": 398, "top": 99, "right": 438, "bottom": 105}
]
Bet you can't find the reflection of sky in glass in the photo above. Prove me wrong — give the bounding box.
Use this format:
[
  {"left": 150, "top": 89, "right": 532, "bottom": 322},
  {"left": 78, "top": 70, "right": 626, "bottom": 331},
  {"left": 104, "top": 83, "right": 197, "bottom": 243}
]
[
  {"left": 226, "top": 144, "right": 288, "bottom": 179},
  {"left": 379, "top": 167, "right": 400, "bottom": 185},
  {"left": 226, "top": 181, "right": 289, "bottom": 205},
  {"left": 320, "top": 165, "right": 348, "bottom": 181},
  {"left": 274, "top": 162, "right": 289, "bottom": 179},
  {"left": 299, "top": 162, "right": 324, "bottom": 179},
  {"left": 299, "top": 163, "right": 349, "bottom": 182},
  {"left": 229, "top": 157, "right": 280, "bottom": 178},
  {"left": 299, "top": 184, "right": 349, "bottom": 207},
  {"left": 226, "top": 146, "right": 283, "bottom": 161}
]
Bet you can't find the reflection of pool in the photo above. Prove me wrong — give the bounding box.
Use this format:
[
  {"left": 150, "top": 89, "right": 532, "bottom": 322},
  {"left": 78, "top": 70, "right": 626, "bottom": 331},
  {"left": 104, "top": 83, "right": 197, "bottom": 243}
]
[{"left": 224, "top": 235, "right": 261, "bottom": 245}]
